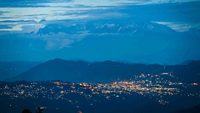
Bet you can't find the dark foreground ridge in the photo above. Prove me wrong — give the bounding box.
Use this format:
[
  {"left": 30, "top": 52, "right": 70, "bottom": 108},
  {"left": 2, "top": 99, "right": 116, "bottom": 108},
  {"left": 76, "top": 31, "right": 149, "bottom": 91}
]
[{"left": 22, "top": 107, "right": 45, "bottom": 113}]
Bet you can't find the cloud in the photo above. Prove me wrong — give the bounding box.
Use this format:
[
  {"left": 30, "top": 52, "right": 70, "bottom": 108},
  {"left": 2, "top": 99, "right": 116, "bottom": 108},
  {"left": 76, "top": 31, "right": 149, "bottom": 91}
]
[
  {"left": 152, "top": 21, "right": 193, "bottom": 32},
  {"left": 38, "top": 0, "right": 200, "bottom": 7},
  {"left": 43, "top": 31, "right": 89, "bottom": 50},
  {"left": 0, "top": 24, "right": 23, "bottom": 32},
  {"left": 45, "top": 38, "right": 73, "bottom": 50},
  {"left": 0, "top": 22, "right": 45, "bottom": 33},
  {"left": 0, "top": 7, "right": 89, "bottom": 22},
  {"left": 0, "top": 7, "right": 89, "bottom": 32},
  {"left": 0, "top": 0, "right": 199, "bottom": 33},
  {"left": 42, "top": 0, "right": 139, "bottom": 7}
]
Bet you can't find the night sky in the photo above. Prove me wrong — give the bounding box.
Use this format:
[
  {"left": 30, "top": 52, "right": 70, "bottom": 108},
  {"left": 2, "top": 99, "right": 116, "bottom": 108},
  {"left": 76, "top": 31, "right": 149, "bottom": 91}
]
[{"left": 0, "top": 0, "right": 200, "bottom": 64}]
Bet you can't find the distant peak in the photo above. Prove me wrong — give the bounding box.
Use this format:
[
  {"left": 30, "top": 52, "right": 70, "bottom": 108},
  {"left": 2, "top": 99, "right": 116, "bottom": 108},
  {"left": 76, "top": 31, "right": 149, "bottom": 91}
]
[
  {"left": 51, "top": 58, "right": 65, "bottom": 61},
  {"left": 47, "top": 58, "right": 71, "bottom": 62},
  {"left": 46, "top": 58, "right": 88, "bottom": 64}
]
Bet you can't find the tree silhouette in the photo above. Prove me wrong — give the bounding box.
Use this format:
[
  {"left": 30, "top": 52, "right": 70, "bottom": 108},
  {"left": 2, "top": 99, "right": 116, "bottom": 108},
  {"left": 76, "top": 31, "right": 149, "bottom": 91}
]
[{"left": 22, "top": 109, "right": 32, "bottom": 113}]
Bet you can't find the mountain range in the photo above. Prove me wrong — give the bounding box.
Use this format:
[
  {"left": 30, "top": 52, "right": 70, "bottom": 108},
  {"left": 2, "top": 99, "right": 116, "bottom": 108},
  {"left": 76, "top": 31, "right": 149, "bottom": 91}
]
[
  {"left": 9, "top": 59, "right": 200, "bottom": 83},
  {"left": 0, "top": 61, "right": 39, "bottom": 80}
]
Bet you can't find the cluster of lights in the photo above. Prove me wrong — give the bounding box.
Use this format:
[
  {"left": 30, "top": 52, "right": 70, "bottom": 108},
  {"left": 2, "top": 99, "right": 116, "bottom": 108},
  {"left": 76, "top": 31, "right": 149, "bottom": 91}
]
[{"left": 0, "top": 72, "right": 199, "bottom": 106}]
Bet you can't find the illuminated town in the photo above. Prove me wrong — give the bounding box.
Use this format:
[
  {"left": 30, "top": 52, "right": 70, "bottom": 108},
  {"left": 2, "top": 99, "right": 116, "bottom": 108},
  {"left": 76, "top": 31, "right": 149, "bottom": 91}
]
[{"left": 0, "top": 72, "right": 199, "bottom": 108}]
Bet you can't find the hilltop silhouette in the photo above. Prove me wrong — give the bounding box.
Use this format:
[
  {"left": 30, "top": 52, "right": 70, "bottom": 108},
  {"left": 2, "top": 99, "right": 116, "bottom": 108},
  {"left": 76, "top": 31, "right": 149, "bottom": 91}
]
[{"left": 11, "top": 59, "right": 200, "bottom": 83}]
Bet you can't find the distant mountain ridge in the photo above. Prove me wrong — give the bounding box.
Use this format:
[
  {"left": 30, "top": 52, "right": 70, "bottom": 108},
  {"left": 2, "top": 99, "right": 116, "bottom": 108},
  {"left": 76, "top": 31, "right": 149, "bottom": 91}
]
[
  {"left": 0, "top": 61, "right": 39, "bottom": 80},
  {"left": 12, "top": 59, "right": 200, "bottom": 82}
]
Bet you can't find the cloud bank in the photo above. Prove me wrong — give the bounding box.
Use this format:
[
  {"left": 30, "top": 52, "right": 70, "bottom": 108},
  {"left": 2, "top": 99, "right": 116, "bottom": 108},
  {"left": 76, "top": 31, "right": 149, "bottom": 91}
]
[{"left": 0, "top": 0, "right": 199, "bottom": 32}]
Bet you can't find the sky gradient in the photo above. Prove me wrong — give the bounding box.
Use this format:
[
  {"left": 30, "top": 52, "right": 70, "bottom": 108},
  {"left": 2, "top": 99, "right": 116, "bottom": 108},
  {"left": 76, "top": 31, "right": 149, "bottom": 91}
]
[{"left": 0, "top": 0, "right": 200, "bottom": 64}]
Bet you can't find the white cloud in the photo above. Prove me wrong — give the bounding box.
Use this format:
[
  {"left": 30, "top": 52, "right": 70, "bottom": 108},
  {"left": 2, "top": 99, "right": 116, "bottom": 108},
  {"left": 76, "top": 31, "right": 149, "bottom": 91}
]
[
  {"left": 38, "top": 0, "right": 200, "bottom": 7},
  {"left": 43, "top": 31, "right": 89, "bottom": 50},
  {"left": 0, "top": 7, "right": 90, "bottom": 32},
  {"left": 152, "top": 21, "right": 192, "bottom": 32},
  {"left": 0, "top": 0, "right": 199, "bottom": 33},
  {"left": 46, "top": 38, "right": 73, "bottom": 50},
  {"left": 0, "top": 22, "right": 45, "bottom": 33},
  {"left": 0, "top": 7, "right": 89, "bottom": 22},
  {"left": 0, "top": 25, "right": 23, "bottom": 32},
  {"left": 22, "top": 23, "right": 46, "bottom": 33}
]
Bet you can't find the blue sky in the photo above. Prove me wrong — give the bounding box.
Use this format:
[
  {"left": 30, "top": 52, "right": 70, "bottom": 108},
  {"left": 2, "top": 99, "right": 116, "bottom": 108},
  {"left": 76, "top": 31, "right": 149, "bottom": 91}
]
[{"left": 0, "top": 0, "right": 200, "bottom": 64}]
